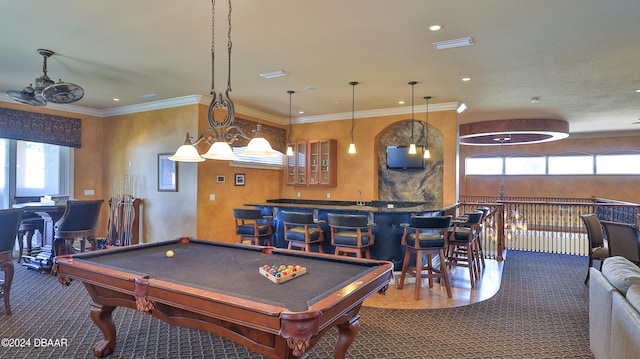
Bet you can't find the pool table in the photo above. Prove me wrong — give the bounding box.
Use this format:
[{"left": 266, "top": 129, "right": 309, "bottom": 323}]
[{"left": 54, "top": 238, "right": 392, "bottom": 358}]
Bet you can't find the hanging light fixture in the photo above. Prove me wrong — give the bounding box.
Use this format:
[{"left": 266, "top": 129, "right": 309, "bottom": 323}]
[
  {"left": 285, "top": 90, "right": 295, "bottom": 156},
  {"left": 423, "top": 96, "right": 432, "bottom": 159},
  {"left": 408, "top": 81, "right": 417, "bottom": 154},
  {"left": 348, "top": 81, "right": 359, "bottom": 154},
  {"left": 170, "top": 0, "right": 276, "bottom": 162}
]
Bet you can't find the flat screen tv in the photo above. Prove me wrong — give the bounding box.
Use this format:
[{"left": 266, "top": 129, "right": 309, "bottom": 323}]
[{"left": 386, "top": 145, "right": 426, "bottom": 170}]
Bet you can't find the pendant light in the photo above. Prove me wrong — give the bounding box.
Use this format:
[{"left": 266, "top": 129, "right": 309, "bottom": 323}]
[
  {"left": 348, "top": 81, "right": 359, "bottom": 154},
  {"left": 285, "top": 90, "right": 295, "bottom": 156},
  {"left": 408, "top": 81, "right": 417, "bottom": 154},
  {"left": 423, "top": 96, "right": 432, "bottom": 159},
  {"left": 170, "top": 0, "right": 277, "bottom": 162}
]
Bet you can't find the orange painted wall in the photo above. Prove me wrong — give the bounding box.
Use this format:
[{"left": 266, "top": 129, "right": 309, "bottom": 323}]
[
  {"left": 280, "top": 110, "right": 459, "bottom": 204},
  {"left": 103, "top": 106, "right": 200, "bottom": 243},
  {"left": 460, "top": 134, "right": 640, "bottom": 203},
  {"left": 196, "top": 105, "right": 284, "bottom": 243}
]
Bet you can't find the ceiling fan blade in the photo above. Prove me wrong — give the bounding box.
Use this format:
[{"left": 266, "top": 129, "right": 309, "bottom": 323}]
[
  {"left": 42, "top": 81, "right": 85, "bottom": 104},
  {"left": 5, "top": 87, "right": 47, "bottom": 106}
]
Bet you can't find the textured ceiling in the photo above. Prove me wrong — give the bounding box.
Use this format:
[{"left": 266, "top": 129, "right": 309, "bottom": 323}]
[{"left": 1, "top": 0, "right": 639, "bottom": 136}]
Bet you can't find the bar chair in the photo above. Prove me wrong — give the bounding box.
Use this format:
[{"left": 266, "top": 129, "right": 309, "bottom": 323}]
[
  {"left": 447, "top": 211, "right": 484, "bottom": 288},
  {"left": 0, "top": 208, "right": 24, "bottom": 315},
  {"left": 14, "top": 196, "right": 45, "bottom": 263},
  {"left": 601, "top": 220, "right": 640, "bottom": 265},
  {"left": 53, "top": 200, "right": 104, "bottom": 256},
  {"left": 580, "top": 214, "right": 609, "bottom": 284},
  {"left": 233, "top": 208, "right": 273, "bottom": 246},
  {"left": 282, "top": 211, "right": 324, "bottom": 252},
  {"left": 398, "top": 215, "right": 453, "bottom": 300},
  {"left": 327, "top": 213, "right": 375, "bottom": 258}
]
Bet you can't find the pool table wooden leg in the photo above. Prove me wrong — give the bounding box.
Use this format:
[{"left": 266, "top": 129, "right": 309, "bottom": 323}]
[
  {"left": 333, "top": 314, "right": 360, "bottom": 359},
  {"left": 89, "top": 301, "right": 116, "bottom": 358}
]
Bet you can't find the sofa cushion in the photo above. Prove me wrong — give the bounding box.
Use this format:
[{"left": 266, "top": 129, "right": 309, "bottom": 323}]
[
  {"left": 602, "top": 256, "right": 640, "bottom": 295},
  {"left": 627, "top": 284, "right": 640, "bottom": 313}
]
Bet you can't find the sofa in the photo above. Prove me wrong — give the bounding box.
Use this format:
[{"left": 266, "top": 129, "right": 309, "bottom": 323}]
[{"left": 589, "top": 256, "right": 640, "bottom": 359}]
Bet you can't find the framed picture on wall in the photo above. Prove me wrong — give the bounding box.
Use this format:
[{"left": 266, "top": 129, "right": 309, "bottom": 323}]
[
  {"left": 234, "top": 173, "right": 245, "bottom": 186},
  {"left": 216, "top": 175, "right": 225, "bottom": 183},
  {"left": 158, "top": 153, "right": 178, "bottom": 192}
]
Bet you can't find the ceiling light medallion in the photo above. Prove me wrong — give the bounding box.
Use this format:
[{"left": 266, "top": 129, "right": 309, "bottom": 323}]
[
  {"left": 170, "top": 0, "right": 277, "bottom": 162},
  {"left": 408, "top": 81, "right": 417, "bottom": 154},
  {"left": 348, "top": 81, "right": 359, "bottom": 154}
]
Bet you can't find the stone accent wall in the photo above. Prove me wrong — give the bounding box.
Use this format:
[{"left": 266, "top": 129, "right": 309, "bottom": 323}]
[{"left": 377, "top": 120, "right": 443, "bottom": 202}]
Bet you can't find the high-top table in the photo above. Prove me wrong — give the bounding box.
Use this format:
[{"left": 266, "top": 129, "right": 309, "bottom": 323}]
[{"left": 13, "top": 202, "right": 66, "bottom": 272}]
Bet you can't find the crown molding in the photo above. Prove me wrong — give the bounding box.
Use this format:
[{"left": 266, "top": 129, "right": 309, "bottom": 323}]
[
  {"left": 1, "top": 94, "right": 459, "bottom": 124},
  {"left": 294, "top": 102, "right": 459, "bottom": 124}
]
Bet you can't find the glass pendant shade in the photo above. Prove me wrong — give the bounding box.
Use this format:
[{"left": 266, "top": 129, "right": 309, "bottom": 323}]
[
  {"left": 348, "top": 143, "right": 357, "bottom": 154},
  {"left": 286, "top": 145, "right": 294, "bottom": 156},
  {"left": 408, "top": 143, "right": 417, "bottom": 154},
  {"left": 423, "top": 148, "right": 431, "bottom": 159},
  {"left": 169, "top": 136, "right": 205, "bottom": 162},
  {"left": 202, "top": 141, "right": 236, "bottom": 160},
  {"left": 241, "top": 136, "right": 279, "bottom": 157}
]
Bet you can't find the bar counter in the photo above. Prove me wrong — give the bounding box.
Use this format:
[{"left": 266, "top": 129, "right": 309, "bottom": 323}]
[{"left": 246, "top": 199, "right": 458, "bottom": 269}]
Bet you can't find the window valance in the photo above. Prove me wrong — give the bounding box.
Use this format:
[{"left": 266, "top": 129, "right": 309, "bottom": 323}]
[
  {"left": 0, "top": 108, "right": 82, "bottom": 148},
  {"left": 232, "top": 117, "right": 286, "bottom": 153}
]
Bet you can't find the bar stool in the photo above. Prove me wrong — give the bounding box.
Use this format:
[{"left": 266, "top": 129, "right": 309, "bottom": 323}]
[
  {"left": 13, "top": 196, "right": 44, "bottom": 263},
  {"left": 16, "top": 218, "right": 44, "bottom": 263},
  {"left": 327, "top": 213, "right": 375, "bottom": 258},
  {"left": 447, "top": 211, "right": 483, "bottom": 288},
  {"left": 398, "top": 215, "right": 453, "bottom": 300},
  {"left": 54, "top": 200, "right": 103, "bottom": 256},
  {"left": 233, "top": 208, "right": 273, "bottom": 246},
  {"left": 0, "top": 208, "right": 24, "bottom": 315},
  {"left": 282, "top": 211, "right": 324, "bottom": 252}
]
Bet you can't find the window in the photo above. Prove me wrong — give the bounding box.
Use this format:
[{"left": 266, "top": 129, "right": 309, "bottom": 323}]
[
  {"left": 230, "top": 146, "right": 284, "bottom": 170},
  {"left": 505, "top": 155, "right": 546, "bottom": 175},
  {"left": 0, "top": 139, "right": 72, "bottom": 208},
  {"left": 465, "top": 156, "right": 503, "bottom": 175},
  {"left": 596, "top": 152, "right": 640, "bottom": 174},
  {"left": 548, "top": 153, "right": 594, "bottom": 175}
]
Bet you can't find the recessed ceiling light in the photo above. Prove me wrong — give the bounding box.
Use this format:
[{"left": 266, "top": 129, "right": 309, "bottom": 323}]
[
  {"left": 530, "top": 97, "right": 541, "bottom": 104},
  {"left": 462, "top": 77, "right": 471, "bottom": 82},
  {"left": 636, "top": 89, "right": 640, "bottom": 93},
  {"left": 304, "top": 86, "right": 316, "bottom": 91},
  {"left": 433, "top": 37, "right": 474, "bottom": 50},
  {"left": 398, "top": 100, "right": 405, "bottom": 105},
  {"left": 113, "top": 98, "right": 120, "bottom": 102},
  {"left": 259, "top": 70, "right": 288, "bottom": 79},
  {"left": 298, "top": 111, "right": 304, "bottom": 114},
  {"left": 429, "top": 25, "right": 442, "bottom": 31},
  {"left": 141, "top": 93, "right": 159, "bottom": 99}
]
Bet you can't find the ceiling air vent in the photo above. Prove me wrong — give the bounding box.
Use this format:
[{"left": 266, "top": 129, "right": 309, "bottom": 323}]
[{"left": 433, "top": 37, "right": 474, "bottom": 50}]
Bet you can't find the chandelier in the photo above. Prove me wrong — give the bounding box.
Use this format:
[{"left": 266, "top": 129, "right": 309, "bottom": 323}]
[{"left": 170, "top": 0, "right": 278, "bottom": 162}]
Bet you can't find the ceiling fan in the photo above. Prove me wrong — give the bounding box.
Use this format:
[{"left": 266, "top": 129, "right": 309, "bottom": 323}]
[{"left": 5, "top": 49, "right": 84, "bottom": 106}]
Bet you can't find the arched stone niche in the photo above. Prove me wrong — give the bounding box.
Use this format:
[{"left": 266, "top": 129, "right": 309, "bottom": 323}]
[{"left": 377, "top": 120, "right": 443, "bottom": 202}]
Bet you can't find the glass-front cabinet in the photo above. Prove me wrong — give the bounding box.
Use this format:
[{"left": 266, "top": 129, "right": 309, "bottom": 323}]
[
  {"left": 286, "top": 141, "right": 308, "bottom": 185},
  {"left": 286, "top": 139, "right": 336, "bottom": 187}
]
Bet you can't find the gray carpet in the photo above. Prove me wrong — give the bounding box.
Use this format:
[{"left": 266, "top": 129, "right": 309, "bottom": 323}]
[{"left": 0, "top": 250, "right": 592, "bottom": 358}]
